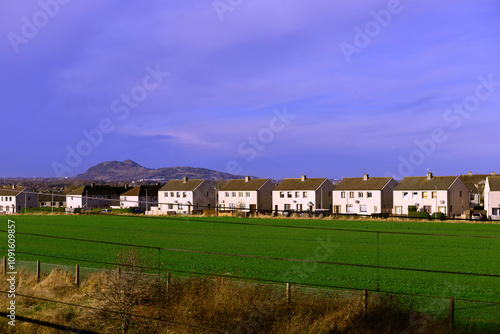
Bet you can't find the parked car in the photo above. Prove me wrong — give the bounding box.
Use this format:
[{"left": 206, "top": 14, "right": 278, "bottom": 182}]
[
  {"left": 471, "top": 212, "right": 484, "bottom": 220},
  {"left": 101, "top": 209, "right": 112, "bottom": 213}
]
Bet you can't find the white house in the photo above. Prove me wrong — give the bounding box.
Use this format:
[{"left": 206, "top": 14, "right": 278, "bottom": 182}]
[
  {"left": 120, "top": 185, "right": 161, "bottom": 211},
  {"left": 272, "top": 175, "right": 334, "bottom": 214},
  {"left": 66, "top": 184, "right": 129, "bottom": 209},
  {"left": 158, "top": 178, "right": 216, "bottom": 214},
  {"left": 393, "top": 172, "right": 469, "bottom": 217},
  {"left": 0, "top": 186, "right": 38, "bottom": 214},
  {"left": 218, "top": 176, "right": 275, "bottom": 213},
  {"left": 38, "top": 193, "right": 66, "bottom": 208},
  {"left": 484, "top": 176, "right": 500, "bottom": 220},
  {"left": 332, "top": 174, "right": 397, "bottom": 215}
]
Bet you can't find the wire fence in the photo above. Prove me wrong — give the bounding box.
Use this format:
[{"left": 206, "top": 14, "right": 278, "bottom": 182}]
[{"left": 1, "top": 215, "right": 499, "bottom": 332}]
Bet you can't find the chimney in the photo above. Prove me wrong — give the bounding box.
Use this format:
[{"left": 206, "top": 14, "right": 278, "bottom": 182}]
[
  {"left": 426, "top": 171, "right": 433, "bottom": 180},
  {"left": 363, "top": 173, "right": 369, "bottom": 181},
  {"left": 183, "top": 177, "right": 188, "bottom": 183},
  {"left": 91, "top": 183, "right": 95, "bottom": 188},
  {"left": 12, "top": 185, "right": 15, "bottom": 189},
  {"left": 468, "top": 171, "right": 473, "bottom": 176},
  {"left": 492, "top": 172, "right": 496, "bottom": 176},
  {"left": 244, "top": 176, "right": 250, "bottom": 182},
  {"left": 301, "top": 175, "right": 306, "bottom": 181}
]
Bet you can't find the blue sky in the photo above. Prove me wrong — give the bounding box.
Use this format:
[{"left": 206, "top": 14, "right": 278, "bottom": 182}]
[{"left": 1, "top": 0, "right": 499, "bottom": 179}]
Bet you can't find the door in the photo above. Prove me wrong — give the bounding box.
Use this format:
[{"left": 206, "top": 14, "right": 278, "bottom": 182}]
[
  {"left": 249, "top": 204, "right": 256, "bottom": 213},
  {"left": 334, "top": 205, "right": 341, "bottom": 214}
]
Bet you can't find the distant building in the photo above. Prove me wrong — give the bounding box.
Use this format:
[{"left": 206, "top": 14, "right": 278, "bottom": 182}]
[
  {"left": 332, "top": 174, "right": 397, "bottom": 215},
  {"left": 484, "top": 176, "right": 500, "bottom": 220},
  {"left": 218, "top": 176, "right": 275, "bottom": 213},
  {"left": 460, "top": 172, "right": 496, "bottom": 208},
  {"left": 158, "top": 178, "right": 216, "bottom": 214},
  {"left": 120, "top": 185, "right": 162, "bottom": 211},
  {"left": 0, "top": 186, "right": 38, "bottom": 214},
  {"left": 393, "top": 172, "right": 469, "bottom": 217},
  {"left": 38, "top": 193, "right": 66, "bottom": 208},
  {"left": 66, "top": 184, "right": 129, "bottom": 209},
  {"left": 272, "top": 175, "right": 334, "bottom": 213}
]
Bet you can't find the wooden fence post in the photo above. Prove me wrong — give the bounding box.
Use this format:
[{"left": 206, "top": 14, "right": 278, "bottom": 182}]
[
  {"left": 363, "top": 290, "right": 368, "bottom": 311},
  {"left": 166, "top": 272, "right": 171, "bottom": 298},
  {"left": 286, "top": 283, "right": 291, "bottom": 303},
  {"left": 36, "top": 260, "right": 40, "bottom": 283},
  {"left": 449, "top": 296, "right": 455, "bottom": 332},
  {"left": 75, "top": 264, "right": 80, "bottom": 286}
]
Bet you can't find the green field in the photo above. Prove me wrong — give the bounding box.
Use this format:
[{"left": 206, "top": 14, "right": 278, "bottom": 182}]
[{"left": 2, "top": 215, "right": 500, "bottom": 330}]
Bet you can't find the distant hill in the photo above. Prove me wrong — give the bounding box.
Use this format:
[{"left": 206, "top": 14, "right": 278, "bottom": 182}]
[{"left": 76, "top": 160, "right": 249, "bottom": 182}]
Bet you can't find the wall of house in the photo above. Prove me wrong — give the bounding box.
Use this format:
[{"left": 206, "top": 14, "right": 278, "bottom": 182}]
[
  {"left": 258, "top": 181, "right": 275, "bottom": 211},
  {"left": 159, "top": 190, "right": 194, "bottom": 214},
  {"left": 393, "top": 190, "right": 451, "bottom": 216},
  {"left": 272, "top": 190, "right": 317, "bottom": 213},
  {"left": 333, "top": 190, "right": 383, "bottom": 215},
  {"left": 484, "top": 181, "right": 500, "bottom": 220},
  {"left": 218, "top": 190, "right": 258, "bottom": 211},
  {"left": 448, "top": 178, "right": 469, "bottom": 217},
  {"left": 381, "top": 179, "right": 398, "bottom": 211},
  {"left": 193, "top": 182, "right": 216, "bottom": 211}
]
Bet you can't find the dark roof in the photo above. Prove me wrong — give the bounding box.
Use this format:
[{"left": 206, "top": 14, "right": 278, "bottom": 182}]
[
  {"left": 274, "top": 178, "right": 330, "bottom": 191},
  {"left": 334, "top": 177, "right": 393, "bottom": 191},
  {"left": 159, "top": 179, "right": 206, "bottom": 191},
  {"left": 394, "top": 176, "right": 458, "bottom": 191},
  {"left": 67, "top": 185, "right": 128, "bottom": 196},
  {"left": 0, "top": 187, "right": 26, "bottom": 196},
  {"left": 220, "top": 179, "right": 273, "bottom": 191},
  {"left": 460, "top": 174, "right": 493, "bottom": 194},
  {"left": 121, "top": 185, "right": 162, "bottom": 197},
  {"left": 38, "top": 194, "right": 67, "bottom": 202},
  {"left": 488, "top": 176, "right": 500, "bottom": 191}
]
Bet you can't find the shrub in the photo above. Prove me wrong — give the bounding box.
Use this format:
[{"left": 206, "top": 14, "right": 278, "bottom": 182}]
[{"left": 408, "top": 211, "right": 430, "bottom": 219}]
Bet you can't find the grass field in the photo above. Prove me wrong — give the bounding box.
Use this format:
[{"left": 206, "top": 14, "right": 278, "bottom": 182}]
[{"left": 2, "top": 214, "right": 500, "bottom": 330}]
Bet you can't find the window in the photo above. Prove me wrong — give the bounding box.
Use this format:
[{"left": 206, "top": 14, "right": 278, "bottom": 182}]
[
  {"left": 229, "top": 203, "right": 235, "bottom": 209},
  {"left": 168, "top": 204, "right": 173, "bottom": 210},
  {"left": 423, "top": 205, "right": 431, "bottom": 213},
  {"left": 9, "top": 197, "right": 12, "bottom": 201},
  {"left": 374, "top": 206, "right": 378, "bottom": 213},
  {"left": 287, "top": 192, "right": 292, "bottom": 198},
  {"left": 422, "top": 191, "right": 428, "bottom": 199},
  {"left": 470, "top": 194, "right": 475, "bottom": 201},
  {"left": 232, "top": 192, "right": 236, "bottom": 198},
  {"left": 0, "top": 206, "right": 3, "bottom": 211},
  {"left": 412, "top": 192, "right": 418, "bottom": 199},
  {"left": 360, "top": 204, "right": 367, "bottom": 213},
  {"left": 358, "top": 192, "right": 363, "bottom": 198},
  {"left": 341, "top": 192, "right": 346, "bottom": 198},
  {"left": 367, "top": 192, "right": 373, "bottom": 198},
  {"left": 245, "top": 192, "right": 250, "bottom": 198},
  {"left": 438, "top": 206, "right": 446, "bottom": 214},
  {"left": 303, "top": 192, "right": 307, "bottom": 198},
  {"left": 295, "top": 192, "right": 300, "bottom": 198},
  {"left": 239, "top": 192, "right": 243, "bottom": 198},
  {"left": 403, "top": 192, "right": 408, "bottom": 199},
  {"left": 284, "top": 204, "right": 291, "bottom": 210},
  {"left": 225, "top": 192, "right": 229, "bottom": 198},
  {"left": 395, "top": 206, "right": 402, "bottom": 214},
  {"left": 492, "top": 208, "right": 500, "bottom": 216},
  {"left": 181, "top": 192, "right": 185, "bottom": 198},
  {"left": 432, "top": 191, "right": 437, "bottom": 199},
  {"left": 164, "top": 192, "right": 168, "bottom": 197},
  {"left": 178, "top": 204, "right": 183, "bottom": 210},
  {"left": 349, "top": 192, "right": 354, "bottom": 198},
  {"left": 346, "top": 204, "right": 353, "bottom": 213},
  {"left": 176, "top": 192, "right": 180, "bottom": 198},
  {"left": 459, "top": 191, "right": 462, "bottom": 198},
  {"left": 280, "top": 192, "right": 284, "bottom": 198}
]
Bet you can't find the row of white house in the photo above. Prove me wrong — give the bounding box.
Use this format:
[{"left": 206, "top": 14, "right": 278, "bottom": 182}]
[{"left": 1, "top": 172, "right": 499, "bottom": 220}]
